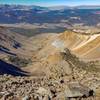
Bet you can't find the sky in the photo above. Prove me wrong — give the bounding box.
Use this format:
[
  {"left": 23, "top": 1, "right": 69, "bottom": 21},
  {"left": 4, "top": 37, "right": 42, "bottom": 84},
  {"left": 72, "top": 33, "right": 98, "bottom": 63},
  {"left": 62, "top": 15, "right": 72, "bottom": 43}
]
[{"left": 0, "top": 0, "right": 100, "bottom": 7}]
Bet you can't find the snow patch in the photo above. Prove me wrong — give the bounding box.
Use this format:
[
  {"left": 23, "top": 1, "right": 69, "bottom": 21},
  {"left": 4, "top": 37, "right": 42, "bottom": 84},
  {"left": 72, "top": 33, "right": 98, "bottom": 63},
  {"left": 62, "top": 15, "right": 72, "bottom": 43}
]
[{"left": 52, "top": 39, "right": 65, "bottom": 49}]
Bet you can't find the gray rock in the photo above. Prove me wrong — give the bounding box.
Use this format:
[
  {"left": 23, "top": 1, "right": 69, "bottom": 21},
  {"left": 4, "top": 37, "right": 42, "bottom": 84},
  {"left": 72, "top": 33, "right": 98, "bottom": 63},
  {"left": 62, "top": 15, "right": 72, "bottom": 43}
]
[
  {"left": 36, "top": 87, "right": 52, "bottom": 99},
  {"left": 37, "top": 87, "right": 49, "bottom": 96},
  {"left": 22, "top": 95, "right": 30, "bottom": 100},
  {"left": 64, "top": 82, "right": 93, "bottom": 99}
]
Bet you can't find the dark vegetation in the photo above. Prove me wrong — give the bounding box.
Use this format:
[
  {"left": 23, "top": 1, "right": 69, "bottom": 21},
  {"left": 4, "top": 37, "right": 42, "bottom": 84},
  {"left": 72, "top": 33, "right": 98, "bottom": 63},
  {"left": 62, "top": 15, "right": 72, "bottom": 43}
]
[
  {"left": 8, "top": 56, "right": 32, "bottom": 67},
  {"left": 62, "top": 48, "right": 100, "bottom": 72}
]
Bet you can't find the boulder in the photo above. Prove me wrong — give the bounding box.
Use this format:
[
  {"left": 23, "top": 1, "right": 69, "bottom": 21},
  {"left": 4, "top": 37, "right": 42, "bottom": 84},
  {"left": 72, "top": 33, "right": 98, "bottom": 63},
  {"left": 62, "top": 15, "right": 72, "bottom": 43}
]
[{"left": 64, "top": 82, "right": 94, "bottom": 99}]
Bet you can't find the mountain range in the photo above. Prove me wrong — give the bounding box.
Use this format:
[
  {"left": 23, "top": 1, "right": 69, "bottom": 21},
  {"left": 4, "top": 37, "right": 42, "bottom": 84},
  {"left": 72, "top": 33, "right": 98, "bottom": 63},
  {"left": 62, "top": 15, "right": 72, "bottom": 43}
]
[{"left": 0, "top": 4, "right": 100, "bottom": 26}]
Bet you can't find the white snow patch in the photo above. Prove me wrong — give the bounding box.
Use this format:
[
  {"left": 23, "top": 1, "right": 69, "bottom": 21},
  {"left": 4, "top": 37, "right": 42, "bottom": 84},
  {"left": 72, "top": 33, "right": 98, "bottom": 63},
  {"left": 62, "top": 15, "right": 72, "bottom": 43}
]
[{"left": 52, "top": 39, "right": 65, "bottom": 49}]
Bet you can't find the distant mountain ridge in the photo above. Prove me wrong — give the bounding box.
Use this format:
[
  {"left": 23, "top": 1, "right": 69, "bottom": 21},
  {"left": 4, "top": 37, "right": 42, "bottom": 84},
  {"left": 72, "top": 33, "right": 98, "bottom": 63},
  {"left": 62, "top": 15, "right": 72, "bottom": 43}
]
[
  {"left": 0, "top": 4, "right": 100, "bottom": 10},
  {"left": 75, "top": 5, "right": 100, "bottom": 9},
  {"left": 0, "top": 4, "right": 100, "bottom": 26},
  {"left": 0, "top": 4, "right": 48, "bottom": 11},
  {"left": 48, "top": 5, "right": 100, "bottom": 10}
]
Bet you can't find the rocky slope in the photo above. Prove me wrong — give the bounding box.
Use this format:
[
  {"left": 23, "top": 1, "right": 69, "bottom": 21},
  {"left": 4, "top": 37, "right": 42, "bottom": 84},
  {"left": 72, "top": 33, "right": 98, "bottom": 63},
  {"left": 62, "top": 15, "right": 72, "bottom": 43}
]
[
  {"left": 52, "top": 30, "right": 100, "bottom": 60},
  {"left": 0, "top": 26, "right": 34, "bottom": 58},
  {"left": 0, "top": 28, "right": 100, "bottom": 100},
  {"left": 22, "top": 30, "right": 100, "bottom": 100}
]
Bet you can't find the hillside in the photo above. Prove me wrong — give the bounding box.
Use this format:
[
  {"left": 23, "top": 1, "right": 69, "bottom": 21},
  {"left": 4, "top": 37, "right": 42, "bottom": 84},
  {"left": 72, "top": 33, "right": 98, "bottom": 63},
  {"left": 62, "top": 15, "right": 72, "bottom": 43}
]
[
  {"left": 22, "top": 30, "right": 100, "bottom": 100},
  {"left": 53, "top": 31, "right": 100, "bottom": 60},
  {"left": 0, "top": 60, "right": 28, "bottom": 76},
  {"left": 0, "top": 26, "right": 36, "bottom": 59},
  {"left": 0, "top": 27, "right": 100, "bottom": 99}
]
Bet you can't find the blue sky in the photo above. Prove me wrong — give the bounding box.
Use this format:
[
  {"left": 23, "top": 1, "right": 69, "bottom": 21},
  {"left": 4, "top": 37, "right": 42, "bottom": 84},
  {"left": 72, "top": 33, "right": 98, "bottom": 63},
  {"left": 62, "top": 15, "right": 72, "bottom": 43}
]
[{"left": 0, "top": 0, "right": 100, "bottom": 6}]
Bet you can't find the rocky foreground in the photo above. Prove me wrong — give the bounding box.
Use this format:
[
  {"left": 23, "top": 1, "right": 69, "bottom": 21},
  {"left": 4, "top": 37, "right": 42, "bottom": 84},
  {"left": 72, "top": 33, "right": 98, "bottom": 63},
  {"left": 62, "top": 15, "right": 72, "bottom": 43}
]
[
  {"left": 0, "top": 76, "right": 97, "bottom": 100},
  {"left": 0, "top": 56, "right": 100, "bottom": 100},
  {"left": 0, "top": 61, "right": 100, "bottom": 100}
]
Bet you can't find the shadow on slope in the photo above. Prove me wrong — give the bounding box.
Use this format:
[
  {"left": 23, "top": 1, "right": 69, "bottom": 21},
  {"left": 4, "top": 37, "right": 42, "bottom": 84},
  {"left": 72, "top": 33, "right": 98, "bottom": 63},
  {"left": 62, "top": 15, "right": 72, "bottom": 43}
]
[
  {"left": 0, "top": 60, "right": 29, "bottom": 76},
  {"left": 0, "top": 45, "right": 16, "bottom": 56}
]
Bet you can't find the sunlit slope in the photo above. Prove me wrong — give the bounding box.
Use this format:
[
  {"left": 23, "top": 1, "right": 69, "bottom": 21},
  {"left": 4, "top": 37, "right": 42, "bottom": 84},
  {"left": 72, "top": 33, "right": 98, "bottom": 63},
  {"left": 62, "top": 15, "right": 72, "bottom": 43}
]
[{"left": 52, "top": 31, "right": 100, "bottom": 60}]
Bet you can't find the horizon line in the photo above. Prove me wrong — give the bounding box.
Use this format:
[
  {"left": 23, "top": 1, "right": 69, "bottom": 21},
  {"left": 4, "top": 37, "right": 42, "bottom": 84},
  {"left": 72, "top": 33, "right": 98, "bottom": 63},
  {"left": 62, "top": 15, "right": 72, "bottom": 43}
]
[{"left": 1, "top": 4, "right": 100, "bottom": 7}]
